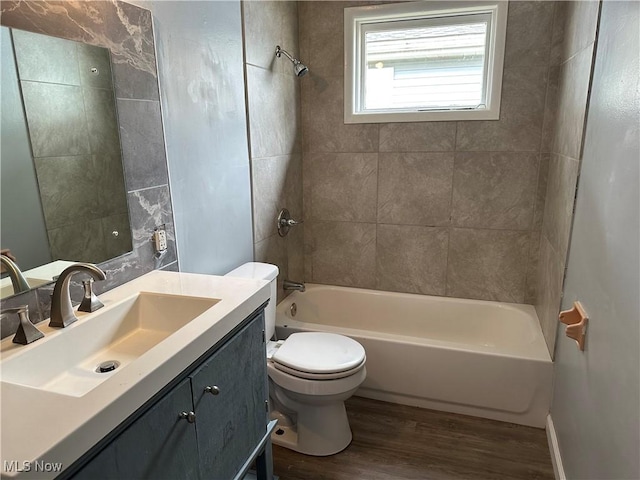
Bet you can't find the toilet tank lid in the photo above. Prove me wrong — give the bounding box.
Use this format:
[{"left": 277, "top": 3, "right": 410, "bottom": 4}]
[{"left": 225, "top": 262, "right": 279, "bottom": 281}]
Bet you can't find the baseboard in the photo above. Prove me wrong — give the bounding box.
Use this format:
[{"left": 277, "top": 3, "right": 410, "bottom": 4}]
[{"left": 546, "top": 414, "right": 566, "bottom": 480}]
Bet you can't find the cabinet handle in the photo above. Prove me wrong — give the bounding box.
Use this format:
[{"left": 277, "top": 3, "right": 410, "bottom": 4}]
[
  {"left": 205, "top": 385, "right": 220, "bottom": 395},
  {"left": 179, "top": 411, "right": 196, "bottom": 423}
]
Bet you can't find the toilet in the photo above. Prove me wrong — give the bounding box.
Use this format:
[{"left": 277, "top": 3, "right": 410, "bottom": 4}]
[{"left": 225, "top": 262, "right": 366, "bottom": 456}]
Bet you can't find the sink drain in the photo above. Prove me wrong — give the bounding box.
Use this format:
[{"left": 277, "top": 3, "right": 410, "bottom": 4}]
[{"left": 96, "top": 360, "right": 120, "bottom": 373}]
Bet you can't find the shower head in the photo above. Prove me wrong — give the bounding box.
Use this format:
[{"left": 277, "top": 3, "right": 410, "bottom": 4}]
[{"left": 275, "top": 45, "right": 309, "bottom": 77}]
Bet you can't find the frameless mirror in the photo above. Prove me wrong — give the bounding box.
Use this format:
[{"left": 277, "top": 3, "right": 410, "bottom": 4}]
[{"left": 0, "top": 26, "right": 132, "bottom": 299}]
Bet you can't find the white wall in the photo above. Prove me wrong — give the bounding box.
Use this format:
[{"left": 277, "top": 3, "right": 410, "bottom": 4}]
[
  {"left": 133, "top": 0, "right": 253, "bottom": 275},
  {"left": 551, "top": 1, "right": 640, "bottom": 478}
]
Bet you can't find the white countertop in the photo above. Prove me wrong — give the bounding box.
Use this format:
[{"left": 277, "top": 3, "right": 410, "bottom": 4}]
[{"left": 0, "top": 270, "right": 270, "bottom": 479}]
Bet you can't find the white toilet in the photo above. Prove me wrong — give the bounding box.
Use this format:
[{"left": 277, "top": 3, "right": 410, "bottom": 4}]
[{"left": 225, "top": 262, "right": 366, "bottom": 456}]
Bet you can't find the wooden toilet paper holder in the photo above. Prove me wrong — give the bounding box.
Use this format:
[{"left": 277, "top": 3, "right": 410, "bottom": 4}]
[{"left": 559, "top": 301, "right": 588, "bottom": 351}]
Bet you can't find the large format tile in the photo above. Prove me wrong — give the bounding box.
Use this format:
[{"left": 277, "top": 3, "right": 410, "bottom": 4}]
[
  {"left": 552, "top": 46, "right": 594, "bottom": 160},
  {"left": 541, "top": 66, "right": 560, "bottom": 153},
  {"left": 21, "top": 82, "right": 91, "bottom": 157},
  {"left": 304, "top": 153, "right": 378, "bottom": 222},
  {"left": 77, "top": 42, "right": 114, "bottom": 90},
  {"left": 252, "top": 154, "right": 302, "bottom": 242},
  {"left": 255, "top": 233, "right": 289, "bottom": 302},
  {"left": 524, "top": 231, "right": 541, "bottom": 305},
  {"left": 303, "top": 1, "right": 346, "bottom": 78},
  {"left": 553, "top": 0, "right": 600, "bottom": 64},
  {"left": 302, "top": 75, "right": 378, "bottom": 153},
  {"left": 447, "top": 228, "right": 530, "bottom": 302},
  {"left": 305, "top": 221, "right": 376, "bottom": 288},
  {"left": 83, "top": 87, "right": 122, "bottom": 156},
  {"left": 246, "top": 65, "right": 301, "bottom": 159},
  {"left": 48, "top": 218, "right": 108, "bottom": 264},
  {"left": 376, "top": 224, "right": 448, "bottom": 295},
  {"left": 117, "top": 99, "right": 169, "bottom": 191},
  {"left": 379, "top": 122, "right": 456, "bottom": 152},
  {"left": 456, "top": 66, "right": 548, "bottom": 152},
  {"left": 11, "top": 28, "right": 80, "bottom": 85},
  {"left": 243, "top": 1, "right": 298, "bottom": 75},
  {"left": 377, "top": 153, "right": 453, "bottom": 226},
  {"left": 504, "top": 1, "right": 555, "bottom": 67},
  {"left": 542, "top": 154, "right": 579, "bottom": 256},
  {"left": 451, "top": 152, "right": 538, "bottom": 230},
  {"left": 535, "top": 234, "right": 565, "bottom": 356},
  {"left": 533, "top": 154, "right": 550, "bottom": 231}
]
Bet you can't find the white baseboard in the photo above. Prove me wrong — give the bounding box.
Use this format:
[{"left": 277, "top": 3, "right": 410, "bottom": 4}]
[{"left": 546, "top": 414, "right": 566, "bottom": 480}]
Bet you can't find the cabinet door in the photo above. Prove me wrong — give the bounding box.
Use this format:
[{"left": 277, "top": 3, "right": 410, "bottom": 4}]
[
  {"left": 190, "top": 313, "right": 267, "bottom": 479},
  {"left": 74, "top": 377, "right": 199, "bottom": 480}
]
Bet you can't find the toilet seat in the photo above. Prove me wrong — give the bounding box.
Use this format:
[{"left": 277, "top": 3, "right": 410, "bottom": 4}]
[{"left": 270, "top": 332, "right": 366, "bottom": 379}]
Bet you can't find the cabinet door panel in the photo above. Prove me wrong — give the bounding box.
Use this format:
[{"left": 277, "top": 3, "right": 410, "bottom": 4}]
[{"left": 190, "top": 313, "right": 267, "bottom": 479}]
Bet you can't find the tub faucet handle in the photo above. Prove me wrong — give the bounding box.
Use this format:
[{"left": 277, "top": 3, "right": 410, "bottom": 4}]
[{"left": 277, "top": 208, "right": 303, "bottom": 237}]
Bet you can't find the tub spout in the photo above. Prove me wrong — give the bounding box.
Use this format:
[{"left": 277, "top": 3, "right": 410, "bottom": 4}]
[{"left": 283, "top": 280, "right": 305, "bottom": 292}]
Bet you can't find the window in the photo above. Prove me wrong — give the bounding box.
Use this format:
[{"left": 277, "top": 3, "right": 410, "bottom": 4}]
[{"left": 344, "top": 1, "right": 508, "bottom": 123}]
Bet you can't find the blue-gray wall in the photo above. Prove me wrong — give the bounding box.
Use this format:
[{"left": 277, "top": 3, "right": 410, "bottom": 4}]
[
  {"left": 551, "top": 1, "right": 640, "bottom": 478},
  {"left": 135, "top": 0, "right": 253, "bottom": 275}
]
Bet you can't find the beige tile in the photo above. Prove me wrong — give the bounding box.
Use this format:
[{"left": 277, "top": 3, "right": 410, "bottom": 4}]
[
  {"left": 504, "top": 1, "right": 555, "bottom": 67},
  {"left": 535, "top": 234, "right": 565, "bottom": 357},
  {"left": 376, "top": 225, "right": 448, "bottom": 295},
  {"left": 447, "top": 228, "right": 530, "bottom": 302},
  {"left": 287, "top": 224, "right": 305, "bottom": 284},
  {"left": 549, "top": 1, "right": 567, "bottom": 66},
  {"left": 305, "top": 221, "right": 376, "bottom": 288},
  {"left": 379, "top": 122, "right": 456, "bottom": 152},
  {"left": 304, "top": 1, "right": 346, "bottom": 77},
  {"left": 532, "top": 153, "right": 550, "bottom": 231},
  {"left": 541, "top": 66, "right": 560, "bottom": 154},
  {"left": 524, "top": 231, "right": 541, "bottom": 305},
  {"left": 557, "top": 0, "right": 600, "bottom": 63},
  {"left": 302, "top": 75, "right": 378, "bottom": 153},
  {"left": 456, "top": 66, "right": 548, "bottom": 151},
  {"left": 451, "top": 152, "right": 539, "bottom": 230},
  {"left": 542, "top": 154, "right": 579, "bottom": 257},
  {"left": 251, "top": 154, "right": 302, "bottom": 243},
  {"left": 304, "top": 152, "right": 377, "bottom": 222},
  {"left": 243, "top": 1, "right": 299, "bottom": 75},
  {"left": 255, "top": 233, "right": 289, "bottom": 303},
  {"left": 552, "top": 46, "right": 594, "bottom": 159},
  {"left": 377, "top": 153, "right": 453, "bottom": 226},
  {"left": 246, "top": 65, "right": 301, "bottom": 158}
]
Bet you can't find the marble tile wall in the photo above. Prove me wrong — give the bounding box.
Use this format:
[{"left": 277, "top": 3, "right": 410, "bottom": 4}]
[
  {"left": 535, "top": 1, "right": 600, "bottom": 355},
  {"left": 299, "top": 1, "right": 557, "bottom": 304},
  {"left": 0, "top": 0, "right": 177, "bottom": 339},
  {"left": 242, "top": 1, "right": 304, "bottom": 302}
]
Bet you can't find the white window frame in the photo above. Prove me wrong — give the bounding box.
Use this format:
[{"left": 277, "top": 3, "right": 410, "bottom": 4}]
[{"left": 344, "top": 0, "right": 508, "bottom": 124}]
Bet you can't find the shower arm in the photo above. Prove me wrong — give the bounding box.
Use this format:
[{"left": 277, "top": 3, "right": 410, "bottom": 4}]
[{"left": 275, "top": 46, "right": 300, "bottom": 65}]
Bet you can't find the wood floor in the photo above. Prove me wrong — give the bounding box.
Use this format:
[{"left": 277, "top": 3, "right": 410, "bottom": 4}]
[{"left": 273, "top": 397, "right": 554, "bottom": 480}]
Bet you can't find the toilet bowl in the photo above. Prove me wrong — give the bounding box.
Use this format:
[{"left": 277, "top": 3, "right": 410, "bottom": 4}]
[{"left": 225, "top": 262, "right": 367, "bottom": 456}]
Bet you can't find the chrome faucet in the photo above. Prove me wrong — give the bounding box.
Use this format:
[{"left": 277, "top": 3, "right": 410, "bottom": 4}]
[
  {"left": 1, "top": 254, "right": 30, "bottom": 295},
  {"left": 283, "top": 280, "right": 305, "bottom": 292},
  {"left": 49, "top": 263, "right": 106, "bottom": 328}
]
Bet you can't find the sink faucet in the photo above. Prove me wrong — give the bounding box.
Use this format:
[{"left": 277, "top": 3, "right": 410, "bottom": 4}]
[
  {"left": 1, "top": 254, "right": 30, "bottom": 295},
  {"left": 0, "top": 305, "right": 44, "bottom": 345},
  {"left": 50, "top": 263, "right": 106, "bottom": 328},
  {"left": 283, "top": 279, "right": 305, "bottom": 292}
]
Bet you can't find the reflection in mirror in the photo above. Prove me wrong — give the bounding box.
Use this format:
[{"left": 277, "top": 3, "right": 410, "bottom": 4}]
[{"left": 0, "top": 27, "right": 133, "bottom": 299}]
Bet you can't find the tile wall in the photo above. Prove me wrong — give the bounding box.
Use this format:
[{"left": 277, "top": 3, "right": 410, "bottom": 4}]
[
  {"left": 0, "top": 0, "right": 176, "bottom": 339},
  {"left": 243, "top": 1, "right": 304, "bottom": 301},
  {"left": 298, "top": 1, "right": 557, "bottom": 304},
  {"left": 535, "top": 1, "right": 600, "bottom": 354}
]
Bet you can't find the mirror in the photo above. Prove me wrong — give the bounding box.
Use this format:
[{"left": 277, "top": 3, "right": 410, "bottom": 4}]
[{"left": 0, "top": 26, "right": 132, "bottom": 299}]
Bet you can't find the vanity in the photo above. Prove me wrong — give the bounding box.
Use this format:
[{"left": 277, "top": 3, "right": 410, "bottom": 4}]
[{"left": 0, "top": 271, "right": 273, "bottom": 480}]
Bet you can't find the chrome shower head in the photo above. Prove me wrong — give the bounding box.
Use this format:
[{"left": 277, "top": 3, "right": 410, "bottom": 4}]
[{"left": 275, "top": 45, "right": 309, "bottom": 77}]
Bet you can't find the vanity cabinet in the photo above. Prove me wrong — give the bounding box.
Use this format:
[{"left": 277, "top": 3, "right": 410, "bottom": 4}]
[{"left": 68, "top": 309, "right": 270, "bottom": 480}]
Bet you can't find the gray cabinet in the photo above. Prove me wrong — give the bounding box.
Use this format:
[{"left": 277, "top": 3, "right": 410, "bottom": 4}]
[{"left": 69, "top": 310, "right": 269, "bottom": 480}]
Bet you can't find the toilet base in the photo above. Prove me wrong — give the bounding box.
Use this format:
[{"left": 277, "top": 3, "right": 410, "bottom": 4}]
[{"left": 270, "top": 401, "right": 353, "bottom": 456}]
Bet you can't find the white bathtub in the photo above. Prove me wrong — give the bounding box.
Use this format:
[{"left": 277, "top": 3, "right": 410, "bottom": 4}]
[{"left": 275, "top": 284, "right": 552, "bottom": 428}]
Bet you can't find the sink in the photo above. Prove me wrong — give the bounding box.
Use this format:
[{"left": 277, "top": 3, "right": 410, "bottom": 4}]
[{"left": 1, "top": 292, "right": 219, "bottom": 397}]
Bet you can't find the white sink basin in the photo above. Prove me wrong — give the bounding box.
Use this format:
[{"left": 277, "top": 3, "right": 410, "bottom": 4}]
[{"left": 1, "top": 292, "right": 219, "bottom": 397}]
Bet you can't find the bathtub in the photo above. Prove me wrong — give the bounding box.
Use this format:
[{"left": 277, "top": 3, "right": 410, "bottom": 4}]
[{"left": 275, "top": 284, "right": 553, "bottom": 428}]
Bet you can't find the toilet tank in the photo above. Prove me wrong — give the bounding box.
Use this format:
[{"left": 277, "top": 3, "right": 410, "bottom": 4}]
[{"left": 225, "top": 262, "right": 278, "bottom": 339}]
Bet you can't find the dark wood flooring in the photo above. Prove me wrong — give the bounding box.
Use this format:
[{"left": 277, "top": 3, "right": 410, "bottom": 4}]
[{"left": 273, "top": 396, "right": 554, "bottom": 480}]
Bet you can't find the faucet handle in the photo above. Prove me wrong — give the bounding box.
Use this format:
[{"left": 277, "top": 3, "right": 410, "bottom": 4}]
[
  {"left": 78, "top": 278, "right": 104, "bottom": 313},
  {"left": 1, "top": 305, "right": 44, "bottom": 345}
]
